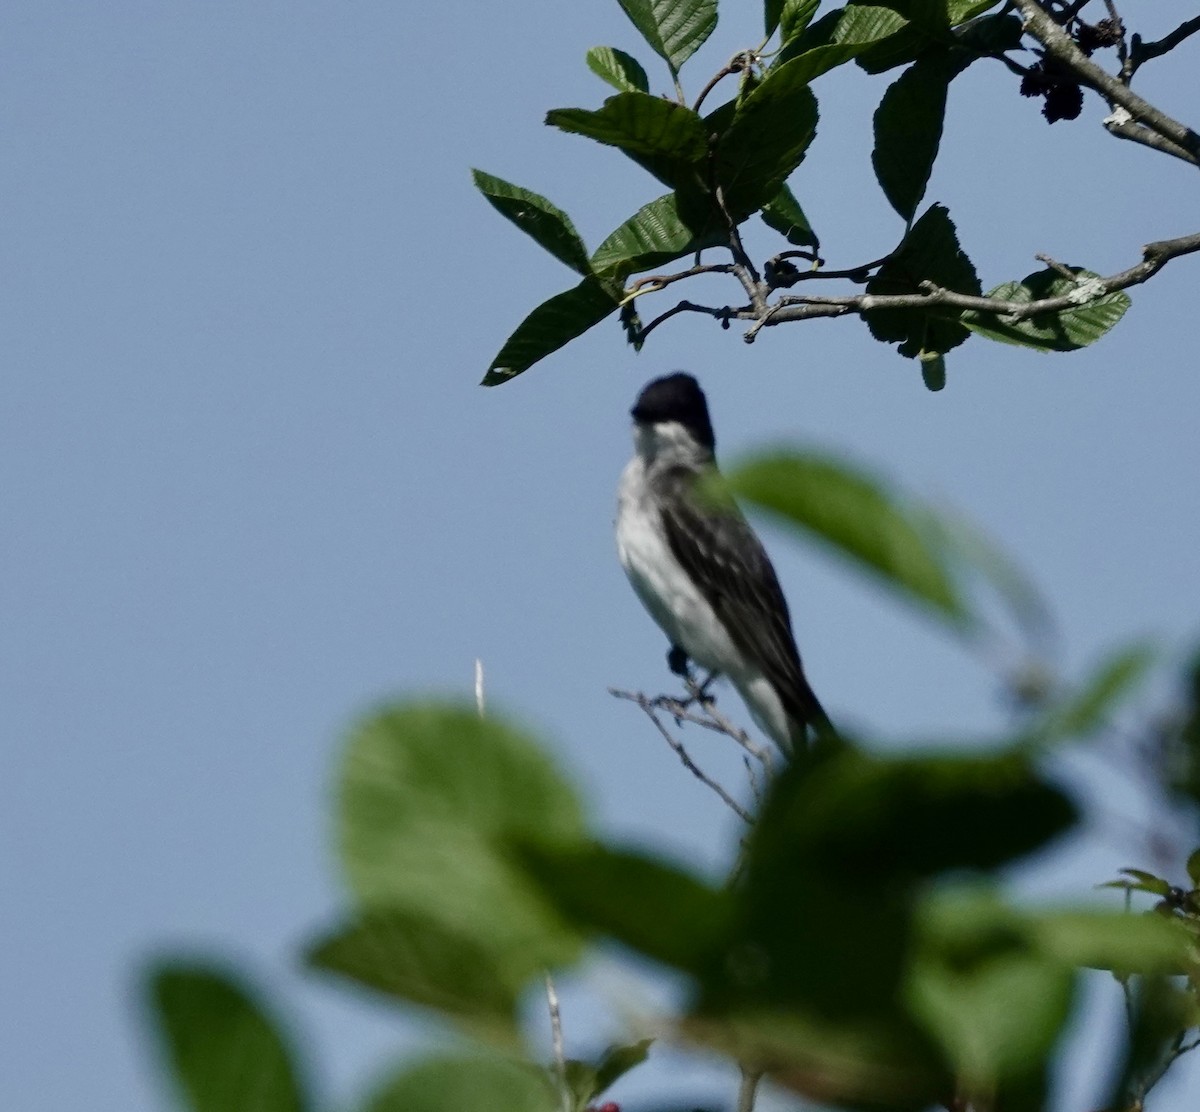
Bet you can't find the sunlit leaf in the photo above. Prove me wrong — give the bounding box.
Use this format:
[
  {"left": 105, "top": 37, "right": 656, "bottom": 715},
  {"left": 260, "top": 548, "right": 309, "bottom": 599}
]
[
  {"left": 591, "top": 192, "right": 723, "bottom": 280},
  {"left": 616, "top": 0, "right": 718, "bottom": 74},
  {"left": 484, "top": 278, "right": 621, "bottom": 385},
  {"left": 471, "top": 170, "right": 590, "bottom": 275},
  {"left": 960, "top": 267, "right": 1131, "bottom": 352},
  {"left": 546, "top": 93, "right": 708, "bottom": 173},
  {"left": 146, "top": 963, "right": 309, "bottom": 1112},
  {"left": 364, "top": 1055, "right": 558, "bottom": 1112},
  {"left": 585, "top": 46, "right": 650, "bottom": 93},
  {"left": 337, "top": 703, "right": 587, "bottom": 967},
  {"left": 305, "top": 909, "right": 526, "bottom": 1044}
]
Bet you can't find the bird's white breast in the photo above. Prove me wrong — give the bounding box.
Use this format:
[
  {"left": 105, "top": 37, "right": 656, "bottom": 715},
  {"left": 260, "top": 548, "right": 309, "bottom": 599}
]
[{"left": 615, "top": 457, "right": 743, "bottom": 676}]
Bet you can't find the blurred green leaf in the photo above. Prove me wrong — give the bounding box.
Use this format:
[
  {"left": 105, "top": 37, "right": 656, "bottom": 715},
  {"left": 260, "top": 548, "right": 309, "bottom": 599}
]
[
  {"left": 866, "top": 203, "right": 980, "bottom": 358},
  {"left": 471, "top": 170, "right": 590, "bottom": 275},
  {"left": 564, "top": 1039, "right": 654, "bottom": 1109},
  {"left": 586, "top": 46, "right": 650, "bottom": 93},
  {"left": 591, "top": 192, "right": 723, "bottom": 281},
  {"left": 1188, "top": 848, "right": 1200, "bottom": 887},
  {"left": 1027, "top": 643, "right": 1156, "bottom": 746},
  {"left": 146, "top": 963, "right": 308, "bottom": 1112},
  {"left": 616, "top": 0, "right": 718, "bottom": 74},
  {"left": 760, "top": 184, "right": 819, "bottom": 250},
  {"left": 484, "top": 278, "right": 620, "bottom": 385},
  {"left": 728, "top": 451, "right": 969, "bottom": 623},
  {"left": 1101, "top": 868, "right": 1174, "bottom": 898},
  {"left": 960, "top": 267, "right": 1131, "bottom": 352},
  {"left": 337, "top": 703, "right": 587, "bottom": 968},
  {"left": 715, "top": 61, "right": 819, "bottom": 219},
  {"left": 363, "top": 1055, "right": 558, "bottom": 1112},
  {"left": 305, "top": 909, "right": 525, "bottom": 1044},
  {"left": 872, "top": 51, "right": 968, "bottom": 221},
  {"left": 519, "top": 841, "right": 731, "bottom": 972},
  {"left": 1028, "top": 908, "right": 1190, "bottom": 973},
  {"left": 1105, "top": 976, "right": 1198, "bottom": 1111}
]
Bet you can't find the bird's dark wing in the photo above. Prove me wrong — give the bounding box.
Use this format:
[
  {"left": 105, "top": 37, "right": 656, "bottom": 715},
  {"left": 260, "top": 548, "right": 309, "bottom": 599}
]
[{"left": 654, "top": 464, "right": 831, "bottom": 734}]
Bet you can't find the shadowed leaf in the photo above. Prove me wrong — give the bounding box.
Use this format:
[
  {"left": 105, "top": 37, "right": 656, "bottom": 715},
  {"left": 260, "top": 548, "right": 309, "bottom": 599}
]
[{"left": 471, "top": 170, "right": 590, "bottom": 275}]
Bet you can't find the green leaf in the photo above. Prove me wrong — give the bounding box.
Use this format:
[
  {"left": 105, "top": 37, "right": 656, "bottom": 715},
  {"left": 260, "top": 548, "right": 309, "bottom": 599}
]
[
  {"left": 921, "top": 353, "right": 947, "bottom": 391},
  {"left": 305, "top": 910, "right": 525, "bottom": 1044},
  {"left": 909, "top": 948, "right": 1072, "bottom": 1096},
  {"left": 1188, "top": 848, "right": 1200, "bottom": 887},
  {"left": 591, "top": 192, "right": 723, "bottom": 281},
  {"left": 1104, "top": 868, "right": 1173, "bottom": 897},
  {"left": 484, "top": 278, "right": 621, "bottom": 385},
  {"left": 564, "top": 1039, "right": 654, "bottom": 1109},
  {"left": 616, "top": 0, "right": 718, "bottom": 74},
  {"left": 1029, "top": 643, "right": 1157, "bottom": 745},
  {"left": 960, "top": 267, "right": 1131, "bottom": 352},
  {"left": 364, "top": 1055, "right": 558, "bottom": 1112},
  {"left": 146, "top": 964, "right": 309, "bottom": 1112},
  {"left": 546, "top": 93, "right": 708, "bottom": 172},
  {"left": 585, "top": 46, "right": 650, "bottom": 93},
  {"left": 728, "top": 451, "right": 969, "bottom": 623},
  {"left": 337, "top": 702, "right": 587, "bottom": 967},
  {"left": 872, "top": 51, "right": 968, "bottom": 221},
  {"left": 1028, "top": 909, "right": 1189, "bottom": 974},
  {"left": 471, "top": 170, "right": 590, "bottom": 275},
  {"left": 760, "top": 184, "right": 819, "bottom": 250},
  {"left": 782, "top": 0, "right": 821, "bottom": 41},
  {"left": 866, "top": 203, "right": 980, "bottom": 358},
  {"left": 519, "top": 841, "right": 731, "bottom": 972},
  {"left": 833, "top": 4, "right": 911, "bottom": 45},
  {"left": 715, "top": 60, "right": 819, "bottom": 218}
]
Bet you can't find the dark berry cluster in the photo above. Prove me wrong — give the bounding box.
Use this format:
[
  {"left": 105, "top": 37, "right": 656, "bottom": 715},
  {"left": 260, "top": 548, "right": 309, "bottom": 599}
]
[
  {"left": 1074, "top": 17, "right": 1124, "bottom": 56},
  {"left": 1019, "top": 61, "right": 1084, "bottom": 123}
]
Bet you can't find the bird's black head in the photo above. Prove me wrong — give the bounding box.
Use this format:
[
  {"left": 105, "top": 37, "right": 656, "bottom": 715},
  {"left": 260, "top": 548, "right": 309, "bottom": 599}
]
[{"left": 631, "top": 372, "right": 715, "bottom": 453}]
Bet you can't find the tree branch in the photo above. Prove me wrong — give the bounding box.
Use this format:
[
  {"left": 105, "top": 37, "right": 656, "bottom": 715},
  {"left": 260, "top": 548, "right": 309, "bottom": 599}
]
[
  {"left": 1014, "top": 0, "right": 1200, "bottom": 164},
  {"left": 1128, "top": 16, "right": 1200, "bottom": 77}
]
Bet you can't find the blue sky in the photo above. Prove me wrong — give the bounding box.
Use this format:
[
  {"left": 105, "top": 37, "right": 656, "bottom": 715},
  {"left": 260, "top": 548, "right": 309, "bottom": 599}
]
[{"left": 4, "top": 3, "right": 1200, "bottom": 1110}]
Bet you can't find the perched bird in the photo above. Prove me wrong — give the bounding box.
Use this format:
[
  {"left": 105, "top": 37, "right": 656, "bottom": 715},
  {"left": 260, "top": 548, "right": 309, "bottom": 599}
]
[{"left": 615, "top": 372, "right": 832, "bottom": 755}]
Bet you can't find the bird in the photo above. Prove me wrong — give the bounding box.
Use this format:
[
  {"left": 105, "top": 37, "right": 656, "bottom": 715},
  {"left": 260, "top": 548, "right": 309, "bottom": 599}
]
[{"left": 615, "top": 372, "right": 832, "bottom": 755}]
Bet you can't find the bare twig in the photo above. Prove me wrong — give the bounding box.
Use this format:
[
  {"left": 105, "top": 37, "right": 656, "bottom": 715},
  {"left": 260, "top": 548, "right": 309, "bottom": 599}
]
[
  {"left": 609, "top": 687, "right": 755, "bottom": 823},
  {"left": 636, "top": 299, "right": 743, "bottom": 343},
  {"left": 626, "top": 263, "right": 739, "bottom": 298},
  {"left": 693, "top": 52, "right": 750, "bottom": 113},
  {"left": 1128, "top": 17, "right": 1200, "bottom": 78}
]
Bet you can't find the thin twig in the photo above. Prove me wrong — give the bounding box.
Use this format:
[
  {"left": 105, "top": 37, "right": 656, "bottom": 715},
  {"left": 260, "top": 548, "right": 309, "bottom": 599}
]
[
  {"left": 610, "top": 688, "right": 754, "bottom": 823},
  {"left": 626, "top": 263, "right": 738, "bottom": 298},
  {"left": 693, "top": 52, "right": 749, "bottom": 113},
  {"left": 545, "top": 974, "right": 570, "bottom": 1112},
  {"left": 737, "top": 1066, "right": 763, "bottom": 1112},
  {"left": 636, "top": 299, "right": 742, "bottom": 343},
  {"left": 1128, "top": 16, "right": 1200, "bottom": 78}
]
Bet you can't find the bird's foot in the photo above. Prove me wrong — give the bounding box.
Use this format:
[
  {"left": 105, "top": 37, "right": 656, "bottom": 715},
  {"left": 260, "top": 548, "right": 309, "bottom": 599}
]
[{"left": 667, "top": 644, "right": 690, "bottom": 677}]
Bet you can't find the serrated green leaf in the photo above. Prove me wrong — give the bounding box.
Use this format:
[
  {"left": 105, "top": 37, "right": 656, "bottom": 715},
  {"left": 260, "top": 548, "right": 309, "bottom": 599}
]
[
  {"left": 364, "top": 1055, "right": 558, "bottom": 1112},
  {"left": 960, "top": 267, "right": 1131, "bottom": 352},
  {"left": 778, "top": 0, "right": 821, "bottom": 41},
  {"left": 833, "top": 4, "right": 912, "bottom": 45},
  {"left": 715, "top": 61, "right": 819, "bottom": 219},
  {"left": 729, "top": 451, "right": 969, "bottom": 622},
  {"left": 484, "top": 279, "right": 621, "bottom": 385},
  {"left": 866, "top": 203, "right": 980, "bottom": 358},
  {"left": 546, "top": 93, "right": 708, "bottom": 169},
  {"left": 305, "top": 910, "right": 525, "bottom": 1045},
  {"left": 760, "top": 184, "right": 819, "bottom": 249},
  {"left": 872, "top": 51, "right": 968, "bottom": 221},
  {"left": 471, "top": 170, "right": 590, "bottom": 275},
  {"left": 591, "top": 192, "right": 723, "bottom": 281},
  {"left": 616, "top": 0, "right": 718, "bottom": 74},
  {"left": 146, "top": 964, "right": 309, "bottom": 1112},
  {"left": 337, "top": 702, "right": 587, "bottom": 964},
  {"left": 585, "top": 46, "right": 650, "bottom": 93}
]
